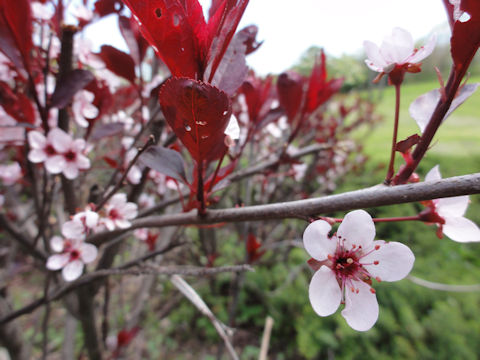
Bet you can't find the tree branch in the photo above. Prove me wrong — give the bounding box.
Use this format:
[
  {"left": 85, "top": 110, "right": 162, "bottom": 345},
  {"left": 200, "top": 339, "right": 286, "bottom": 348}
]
[{"left": 89, "top": 172, "right": 480, "bottom": 246}]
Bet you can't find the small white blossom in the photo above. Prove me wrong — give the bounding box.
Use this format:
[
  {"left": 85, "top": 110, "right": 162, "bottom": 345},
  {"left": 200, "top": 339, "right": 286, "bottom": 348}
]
[{"left": 303, "top": 210, "right": 415, "bottom": 331}]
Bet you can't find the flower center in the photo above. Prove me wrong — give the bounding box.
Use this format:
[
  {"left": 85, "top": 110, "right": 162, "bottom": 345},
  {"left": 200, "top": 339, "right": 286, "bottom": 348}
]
[
  {"left": 70, "top": 249, "right": 80, "bottom": 261},
  {"left": 45, "top": 144, "right": 56, "bottom": 156},
  {"left": 109, "top": 208, "right": 121, "bottom": 220},
  {"left": 65, "top": 150, "right": 77, "bottom": 162},
  {"left": 334, "top": 255, "right": 360, "bottom": 277}
]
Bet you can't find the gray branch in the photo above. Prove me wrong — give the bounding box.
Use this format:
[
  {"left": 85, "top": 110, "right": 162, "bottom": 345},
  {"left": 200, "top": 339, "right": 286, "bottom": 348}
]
[{"left": 89, "top": 173, "right": 480, "bottom": 246}]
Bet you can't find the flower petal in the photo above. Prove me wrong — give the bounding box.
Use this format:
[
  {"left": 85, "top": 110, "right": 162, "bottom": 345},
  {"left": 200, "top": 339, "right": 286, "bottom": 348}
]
[
  {"left": 437, "top": 196, "right": 469, "bottom": 218},
  {"left": 425, "top": 165, "right": 441, "bottom": 182},
  {"left": 62, "top": 220, "right": 85, "bottom": 240},
  {"left": 407, "top": 33, "right": 437, "bottom": 64},
  {"left": 62, "top": 260, "right": 84, "bottom": 281},
  {"left": 46, "top": 253, "right": 70, "bottom": 270},
  {"left": 362, "top": 240, "right": 415, "bottom": 281},
  {"left": 224, "top": 115, "right": 240, "bottom": 140},
  {"left": 443, "top": 216, "right": 480, "bottom": 243},
  {"left": 363, "top": 41, "right": 388, "bottom": 71},
  {"left": 49, "top": 128, "right": 72, "bottom": 153},
  {"left": 309, "top": 266, "right": 341, "bottom": 317},
  {"left": 28, "top": 131, "right": 46, "bottom": 149},
  {"left": 380, "top": 27, "right": 414, "bottom": 64},
  {"left": 341, "top": 280, "right": 379, "bottom": 331},
  {"left": 45, "top": 155, "right": 66, "bottom": 174},
  {"left": 80, "top": 243, "right": 98, "bottom": 263},
  {"left": 303, "top": 220, "right": 335, "bottom": 260},
  {"left": 28, "top": 149, "right": 47, "bottom": 163},
  {"left": 63, "top": 163, "right": 79, "bottom": 179},
  {"left": 337, "top": 210, "right": 375, "bottom": 250},
  {"left": 50, "top": 236, "right": 65, "bottom": 252}
]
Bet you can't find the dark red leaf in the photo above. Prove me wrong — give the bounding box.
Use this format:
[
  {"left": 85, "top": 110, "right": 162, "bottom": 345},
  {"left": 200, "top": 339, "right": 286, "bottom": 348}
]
[
  {"left": 277, "top": 71, "right": 304, "bottom": 120},
  {"left": 121, "top": 0, "right": 200, "bottom": 78},
  {"left": 94, "top": 0, "right": 123, "bottom": 17},
  {"left": 304, "top": 51, "right": 343, "bottom": 114},
  {"left": 246, "top": 233, "right": 265, "bottom": 263},
  {"left": 205, "top": 158, "right": 238, "bottom": 193},
  {"left": 98, "top": 45, "right": 136, "bottom": 83},
  {"left": 159, "top": 77, "right": 231, "bottom": 163},
  {"left": 450, "top": 0, "right": 480, "bottom": 74},
  {"left": 139, "top": 145, "right": 187, "bottom": 183},
  {"left": 204, "top": 0, "right": 249, "bottom": 83},
  {"left": 241, "top": 74, "right": 274, "bottom": 124},
  {"left": 122, "top": 0, "right": 249, "bottom": 81},
  {"left": 0, "top": 0, "right": 32, "bottom": 70},
  {"left": 0, "top": 16, "right": 25, "bottom": 73},
  {"left": 396, "top": 134, "right": 421, "bottom": 154},
  {"left": 0, "top": 82, "right": 35, "bottom": 124},
  {"left": 51, "top": 69, "right": 95, "bottom": 109},
  {"left": 103, "top": 156, "right": 119, "bottom": 169},
  {"left": 118, "top": 15, "right": 149, "bottom": 65}
]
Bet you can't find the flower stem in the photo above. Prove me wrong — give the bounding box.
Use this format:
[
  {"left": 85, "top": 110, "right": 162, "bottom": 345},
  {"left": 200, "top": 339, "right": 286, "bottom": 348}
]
[{"left": 385, "top": 83, "right": 401, "bottom": 184}]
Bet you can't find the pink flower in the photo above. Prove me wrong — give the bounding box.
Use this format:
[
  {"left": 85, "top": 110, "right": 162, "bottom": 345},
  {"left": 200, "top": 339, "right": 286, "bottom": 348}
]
[
  {"left": 303, "top": 210, "right": 415, "bottom": 331},
  {"left": 0, "top": 162, "right": 22, "bottom": 185},
  {"left": 72, "top": 90, "right": 99, "bottom": 128},
  {"left": 101, "top": 193, "right": 138, "bottom": 231},
  {"left": 420, "top": 165, "right": 480, "bottom": 242},
  {"left": 46, "top": 219, "right": 98, "bottom": 281},
  {"left": 28, "top": 128, "right": 90, "bottom": 179},
  {"left": 364, "top": 28, "right": 436, "bottom": 84}
]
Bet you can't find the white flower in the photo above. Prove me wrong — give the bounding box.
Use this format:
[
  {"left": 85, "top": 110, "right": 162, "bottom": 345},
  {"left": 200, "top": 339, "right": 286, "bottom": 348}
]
[
  {"left": 46, "top": 219, "right": 98, "bottom": 281},
  {"left": 364, "top": 27, "right": 436, "bottom": 75},
  {"left": 303, "top": 210, "right": 415, "bottom": 331},
  {"left": 72, "top": 90, "right": 98, "bottom": 128},
  {"left": 0, "top": 162, "right": 22, "bottom": 185},
  {"left": 422, "top": 165, "right": 480, "bottom": 242},
  {"left": 31, "top": 2, "right": 54, "bottom": 21},
  {"left": 28, "top": 128, "right": 90, "bottom": 179},
  {"left": 101, "top": 193, "right": 138, "bottom": 230}
]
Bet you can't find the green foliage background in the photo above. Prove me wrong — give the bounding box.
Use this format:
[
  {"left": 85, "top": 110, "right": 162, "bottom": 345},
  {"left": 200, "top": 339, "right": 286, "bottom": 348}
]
[{"left": 153, "top": 76, "right": 480, "bottom": 359}]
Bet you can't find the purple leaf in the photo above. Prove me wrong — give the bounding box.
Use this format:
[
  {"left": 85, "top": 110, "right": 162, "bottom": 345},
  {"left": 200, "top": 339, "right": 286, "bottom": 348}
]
[
  {"left": 409, "top": 83, "right": 479, "bottom": 133},
  {"left": 210, "top": 29, "right": 248, "bottom": 96},
  {"left": 89, "top": 122, "right": 124, "bottom": 141},
  {"left": 139, "top": 145, "right": 187, "bottom": 183},
  {"left": 51, "top": 69, "right": 95, "bottom": 109}
]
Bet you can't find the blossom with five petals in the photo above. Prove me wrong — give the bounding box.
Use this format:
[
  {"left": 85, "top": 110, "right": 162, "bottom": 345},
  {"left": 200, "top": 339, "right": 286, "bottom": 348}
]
[
  {"left": 363, "top": 27, "right": 436, "bottom": 85},
  {"left": 46, "top": 219, "right": 98, "bottom": 281},
  {"left": 100, "top": 193, "right": 138, "bottom": 231},
  {"left": 303, "top": 210, "right": 415, "bottom": 331},
  {"left": 28, "top": 128, "right": 90, "bottom": 179},
  {"left": 420, "top": 165, "right": 480, "bottom": 242}
]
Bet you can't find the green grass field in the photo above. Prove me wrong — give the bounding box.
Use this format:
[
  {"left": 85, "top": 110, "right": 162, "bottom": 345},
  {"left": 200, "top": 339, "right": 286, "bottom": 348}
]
[{"left": 357, "top": 77, "right": 480, "bottom": 178}]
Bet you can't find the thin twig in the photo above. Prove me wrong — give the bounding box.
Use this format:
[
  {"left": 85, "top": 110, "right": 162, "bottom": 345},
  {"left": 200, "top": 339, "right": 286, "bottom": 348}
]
[
  {"left": 0, "top": 264, "right": 252, "bottom": 325},
  {"left": 408, "top": 275, "right": 480, "bottom": 292}
]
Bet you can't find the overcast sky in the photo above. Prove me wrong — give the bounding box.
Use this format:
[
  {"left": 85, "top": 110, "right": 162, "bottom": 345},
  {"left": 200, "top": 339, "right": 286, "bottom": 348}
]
[{"left": 85, "top": 0, "right": 448, "bottom": 75}]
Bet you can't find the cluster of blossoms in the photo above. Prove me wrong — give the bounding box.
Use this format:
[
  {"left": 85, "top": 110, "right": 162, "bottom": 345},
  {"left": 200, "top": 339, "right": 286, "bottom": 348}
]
[{"left": 46, "top": 194, "right": 138, "bottom": 281}]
